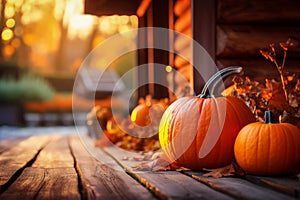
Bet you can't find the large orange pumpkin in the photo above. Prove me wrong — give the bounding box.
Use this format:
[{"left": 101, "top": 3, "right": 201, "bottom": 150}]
[
  {"left": 159, "top": 67, "right": 255, "bottom": 170},
  {"left": 234, "top": 110, "right": 300, "bottom": 175}
]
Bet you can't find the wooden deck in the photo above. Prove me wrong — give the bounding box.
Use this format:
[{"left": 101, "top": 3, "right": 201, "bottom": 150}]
[{"left": 0, "top": 131, "right": 299, "bottom": 200}]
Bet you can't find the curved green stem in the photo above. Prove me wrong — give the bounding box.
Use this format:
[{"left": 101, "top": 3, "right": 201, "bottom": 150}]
[{"left": 198, "top": 66, "right": 243, "bottom": 98}]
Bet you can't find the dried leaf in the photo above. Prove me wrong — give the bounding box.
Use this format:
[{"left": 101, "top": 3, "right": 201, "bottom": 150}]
[
  {"left": 280, "top": 38, "right": 294, "bottom": 51},
  {"left": 132, "top": 157, "right": 172, "bottom": 171},
  {"left": 203, "top": 162, "right": 245, "bottom": 178},
  {"left": 132, "top": 153, "right": 181, "bottom": 171}
]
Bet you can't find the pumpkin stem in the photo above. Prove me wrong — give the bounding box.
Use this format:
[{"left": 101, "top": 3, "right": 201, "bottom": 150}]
[
  {"left": 198, "top": 66, "right": 243, "bottom": 98},
  {"left": 264, "top": 110, "right": 278, "bottom": 124}
]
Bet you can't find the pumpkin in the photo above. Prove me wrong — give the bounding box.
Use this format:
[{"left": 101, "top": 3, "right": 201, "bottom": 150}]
[
  {"left": 131, "top": 97, "right": 168, "bottom": 127},
  {"left": 131, "top": 103, "right": 151, "bottom": 126},
  {"left": 159, "top": 66, "right": 256, "bottom": 170},
  {"left": 234, "top": 110, "right": 300, "bottom": 175}
]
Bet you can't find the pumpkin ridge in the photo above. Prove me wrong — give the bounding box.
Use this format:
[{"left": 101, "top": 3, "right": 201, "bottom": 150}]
[
  {"left": 195, "top": 98, "right": 206, "bottom": 166},
  {"left": 172, "top": 97, "right": 200, "bottom": 165},
  {"left": 168, "top": 99, "right": 186, "bottom": 161},
  {"left": 211, "top": 97, "right": 224, "bottom": 164},
  {"left": 282, "top": 124, "right": 294, "bottom": 172},
  {"left": 226, "top": 98, "right": 244, "bottom": 126},
  {"left": 186, "top": 98, "right": 204, "bottom": 167},
  {"left": 198, "top": 98, "right": 217, "bottom": 163},
  {"left": 159, "top": 98, "right": 183, "bottom": 161},
  {"left": 257, "top": 124, "right": 264, "bottom": 173},
  {"left": 281, "top": 126, "right": 288, "bottom": 174},
  {"left": 266, "top": 124, "right": 271, "bottom": 174}
]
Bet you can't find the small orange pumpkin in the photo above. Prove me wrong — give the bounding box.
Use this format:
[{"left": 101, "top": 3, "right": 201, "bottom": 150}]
[
  {"left": 159, "top": 67, "right": 255, "bottom": 170},
  {"left": 131, "top": 103, "right": 151, "bottom": 126},
  {"left": 234, "top": 110, "right": 300, "bottom": 175}
]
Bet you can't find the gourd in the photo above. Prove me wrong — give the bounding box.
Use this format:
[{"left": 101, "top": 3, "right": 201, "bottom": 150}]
[
  {"left": 159, "top": 67, "right": 255, "bottom": 170},
  {"left": 234, "top": 110, "right": 300, "bottom": 175}
]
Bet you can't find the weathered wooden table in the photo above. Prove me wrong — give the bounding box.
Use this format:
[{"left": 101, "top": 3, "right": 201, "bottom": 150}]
[{"left": 0, "top": 130, "right": 299, "bottom": 200}]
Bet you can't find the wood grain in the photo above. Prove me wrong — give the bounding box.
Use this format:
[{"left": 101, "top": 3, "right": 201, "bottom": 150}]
[
  {"left": 174, "top": 0, "right": 190, "bottom": 16},
  {"left": 216, "top": 25, "right": 300, "bottom": 58},
  {"left": 0, "top": 138, "right": 25, "bottom": 154},
  {"left": 104, "top": 146, "right": 233, "bottom": 200},
  {"left": 217, "top": 0, "right": 300, "bottom": 24},
  {"left": 184, "top": 171, "right": 296, "bottom": 200},
  {"left": 69, "top": 136, "right": 156, "bottom": 200},
  {"left": 33, "top": 135, "right": 74, "bottom": 168},
  {"left": 217, "top": 59, "right": 300, "bottom": 83},
  {"left": 0, "top": 167, "right": 80, "bottom": 200},
  {"left": 174, "top": 55, "right": 190, "bottom": 69},
  {"left": 174, "top": 34, "right": 192, "bottom": 53},
  {"left": 0, "top": 135, "right": 50, "bottom": 186},
  {"left": 245, "top": 175, "right": 300, "bottom": 198},
  {"left": 174, "top": 8, "right": 191, "bottom": 33}
]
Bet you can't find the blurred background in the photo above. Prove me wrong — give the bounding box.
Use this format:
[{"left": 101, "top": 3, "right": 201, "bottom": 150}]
[{"left": 0, "top": 0, "right": 138, "bottom": 127}]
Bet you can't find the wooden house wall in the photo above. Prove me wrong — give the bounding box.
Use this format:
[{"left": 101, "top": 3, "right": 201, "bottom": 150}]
[
  {"left": 216, "top": 0, "right": 300, "bottom": 83},
  {"left": 173, "top": 0, "right": 300, "bottom": 93}
]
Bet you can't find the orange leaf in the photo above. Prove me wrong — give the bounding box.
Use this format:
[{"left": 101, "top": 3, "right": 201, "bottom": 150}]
[{"left": 203, "top": 162, "right": 245, "bottom": 178}]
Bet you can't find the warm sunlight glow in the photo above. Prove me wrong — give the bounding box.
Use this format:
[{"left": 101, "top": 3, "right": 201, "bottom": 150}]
[
  {"left": 1, "top": 0, "right": 138, "bottom": 75},
  {"left": 11, "top": 38, "right": 21, "bottom": 48},
  {"left": 12, "top": 0, "right": 23, "bottom": 7},
  {"left": 99, "top": 18, "right": 115, "bottom": 35},
  {"left": 130, "top": 15, "right": 139, "bottom": 28},
  {"left": 68, "top": 15, "right": 96, "bottom": 40},
  {"left": 23, "top": 33, "right": 34, "bottom": 45},
  {"left": 1, "top": 28, "right": 14, "bottom": 41},
  {"left": 4, "top": 5, "right": 15, "bottom": 18},
  {"left": 166, "top": 65, "right": 173, "bottom": 73},
  {"left": 63, "top": 0, "right": 84, "bottom": 27},
  {"left": 2, "top": 45, "right": 14, "bottom": 57},
  {"left": 6, "top": 18, "right": 15, "bottom": 28}
]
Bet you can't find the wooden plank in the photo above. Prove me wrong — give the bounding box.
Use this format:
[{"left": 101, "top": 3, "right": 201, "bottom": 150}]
[
  {"left": 183, "top": 171, "right": 296, "bottom": 200},
  {"left": 178, "top": 64, "right": 192, "bottom": 81},
  {"left": 216, "top": 25, "right": 300, "bottom": 58},
  {"left": 174, "top": 8, "right": 191, "bottom": 33},
  {"left": 180, "top": 26, "right": 192, "bottom": 37},
  {"left": 0, "top": 135, "right": 51, "bottom": 187},
  {"left": 175, "top": 44, "right": 192, "bottom": 65},
  {"left": 104, "top": 146, "right": 234, "bottom": 200},
  {"left": 174, "top": 34, "right": 192, "bottom": 53},
  {"left": 0, "top": 167, "right": 80, "bottom": 200},
  {"left": 69, "top": 136, "right": 156, "bottom": 200},
  {"left": 174, "top": 0, "right": 190, "bottom": 16},
  {"left": 32, "top": 135, "right": 74, "bottom": 168},
  {"left": 174, "top": 55, "right": 189, "bottom": 69},
  {"left": 0, "top": 135, "right": 80, "bottom": 199},
  {"left": 217, "top": 0, "right": 300, "bottom": 24},
  {"left": 245, "top": 175, "right": 300, "bottom": 198},
  {"left": 0, "top": 137, "right": 25, "bottom": 154}
]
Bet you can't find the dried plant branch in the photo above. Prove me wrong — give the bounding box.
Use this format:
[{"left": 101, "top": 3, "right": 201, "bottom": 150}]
[{"left": 259, "top": 39, "right": 294, "bottom": 103}]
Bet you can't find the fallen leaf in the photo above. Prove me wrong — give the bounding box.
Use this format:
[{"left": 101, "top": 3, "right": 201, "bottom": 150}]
[
  {"left": 203, "top": 162, "right": 245, "bottom": 178},
  {"left": 132, "top": 153, "right": 181, "bottom": 171}
]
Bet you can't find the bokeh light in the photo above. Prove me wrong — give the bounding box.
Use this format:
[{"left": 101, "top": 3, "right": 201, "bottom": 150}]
[
  {"left": 1, "top": 28, "right": 14, "bottom": 41},
  {"left": 6, "top": 18, "right": 16, "bottom": 28}
]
